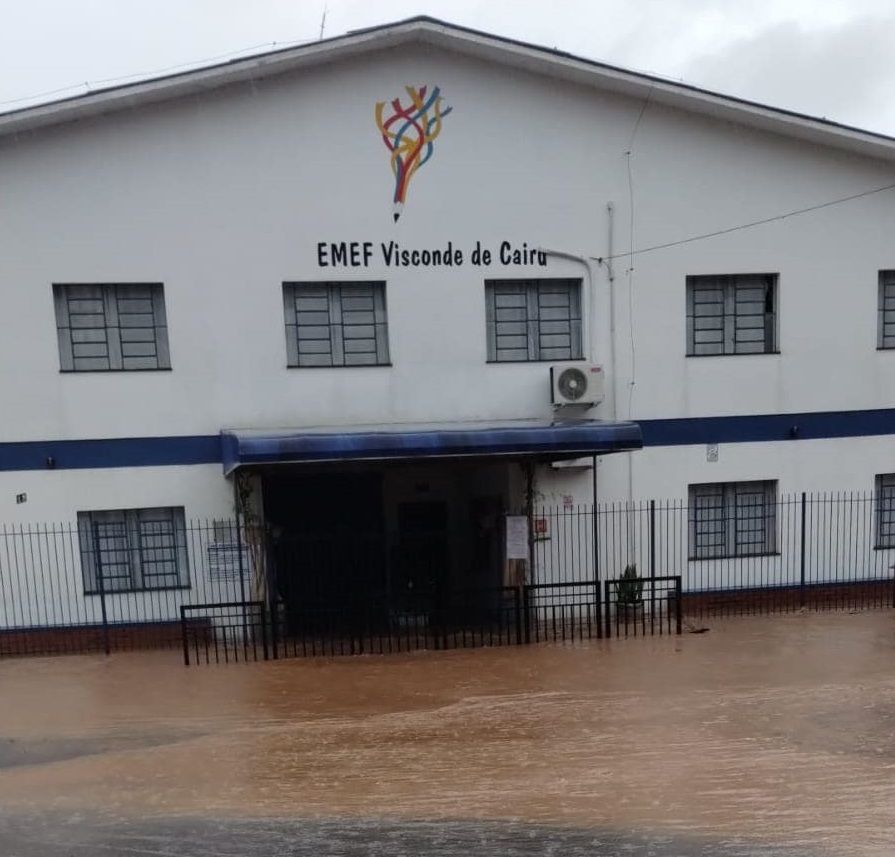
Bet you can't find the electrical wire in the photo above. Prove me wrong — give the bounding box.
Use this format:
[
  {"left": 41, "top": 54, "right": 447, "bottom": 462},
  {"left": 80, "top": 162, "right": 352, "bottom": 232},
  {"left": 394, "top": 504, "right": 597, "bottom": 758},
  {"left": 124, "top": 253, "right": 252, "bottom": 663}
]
[
  {"left": 593, "top": 179, "right": 895, "bottom": 264},
  {"left": 0, "top": 36, "right": 315, "bottom": 111},
  {"left": 623, "top": 88, "right": 652, "bottom": 423},
  {"left": 625, "top": 150, "right": 636, "bottom": 422}
]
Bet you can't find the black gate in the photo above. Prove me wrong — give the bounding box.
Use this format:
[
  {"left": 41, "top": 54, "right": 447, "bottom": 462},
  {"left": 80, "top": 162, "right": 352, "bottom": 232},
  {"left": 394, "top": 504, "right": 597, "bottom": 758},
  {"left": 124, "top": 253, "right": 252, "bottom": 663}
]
[
  {"left": 180, "top": 577, "right": 684, "bottom": 665},
  {"left": 603, "top": 575, "right": 683, "bottom": 638}
]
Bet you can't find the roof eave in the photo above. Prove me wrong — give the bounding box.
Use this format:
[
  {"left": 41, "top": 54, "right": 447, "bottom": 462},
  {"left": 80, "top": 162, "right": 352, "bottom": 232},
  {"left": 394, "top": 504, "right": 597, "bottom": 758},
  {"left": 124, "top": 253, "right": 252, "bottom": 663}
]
[{"left": 2, "top": 16, "right": 895, "bottom": 163}]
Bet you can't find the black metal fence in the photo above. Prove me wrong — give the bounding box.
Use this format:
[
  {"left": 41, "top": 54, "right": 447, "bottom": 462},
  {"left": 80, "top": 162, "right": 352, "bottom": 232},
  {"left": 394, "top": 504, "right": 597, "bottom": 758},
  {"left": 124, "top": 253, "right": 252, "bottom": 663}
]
[
  {"left": 531, "top": 493, "right": 895, "bottom": 616},
  {"left": 0, "top": 491, "right": 892, "bottom": 661}
]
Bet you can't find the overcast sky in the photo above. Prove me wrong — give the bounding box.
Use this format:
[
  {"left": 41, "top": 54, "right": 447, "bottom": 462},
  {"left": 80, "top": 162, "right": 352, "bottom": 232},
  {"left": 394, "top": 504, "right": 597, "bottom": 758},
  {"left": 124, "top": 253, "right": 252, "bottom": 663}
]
[{"left": 3, "top": 0, "right": 895, "bottom": 135}]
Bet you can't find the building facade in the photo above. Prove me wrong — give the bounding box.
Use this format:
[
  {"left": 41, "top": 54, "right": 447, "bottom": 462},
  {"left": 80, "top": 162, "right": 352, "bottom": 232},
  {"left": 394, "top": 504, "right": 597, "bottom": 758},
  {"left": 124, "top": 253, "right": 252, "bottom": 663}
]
[{"left": 1, "top": 18, "right": 894, "bottom": 632}]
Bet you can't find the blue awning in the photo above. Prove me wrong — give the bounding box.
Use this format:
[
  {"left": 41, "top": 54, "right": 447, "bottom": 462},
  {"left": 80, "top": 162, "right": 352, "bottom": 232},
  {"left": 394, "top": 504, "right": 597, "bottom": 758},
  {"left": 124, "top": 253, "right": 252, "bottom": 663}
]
[{"left": 221, "top": 419, "right": 641, "bottom": 474}]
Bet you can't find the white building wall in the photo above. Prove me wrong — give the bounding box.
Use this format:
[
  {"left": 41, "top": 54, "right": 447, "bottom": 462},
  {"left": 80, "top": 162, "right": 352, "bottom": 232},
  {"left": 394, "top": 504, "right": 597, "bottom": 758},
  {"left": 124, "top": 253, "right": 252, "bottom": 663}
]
[{"left": 0, "top": 42, "right": 894, "bottom": 620}]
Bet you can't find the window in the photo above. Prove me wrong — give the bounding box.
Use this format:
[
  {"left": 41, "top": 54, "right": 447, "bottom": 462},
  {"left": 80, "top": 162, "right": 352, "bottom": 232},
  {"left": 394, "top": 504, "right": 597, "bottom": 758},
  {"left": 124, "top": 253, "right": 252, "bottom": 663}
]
[
  {"left": 689, "top": 481, "right": 777, "bottom": 559},
  {"left": 485, "top": 278, "right": 583, "bottom": 362},
  {"left": 283, "top": 281, "right": 389, "bottom": 367},
  {"left": 875, "top": 474, "right": 895, "bottom": 548},
  {"left": 878, "top": 271, "right": 895, "bottom": 349},
  {"left": 53, "top": 284, "right": 170, "bottom": 371},
  {"left": 686, "top": 274, "right": 777, "bottom": 356},
  {"left": 78, "top": 507, "right": 189, "bottom": 594}
]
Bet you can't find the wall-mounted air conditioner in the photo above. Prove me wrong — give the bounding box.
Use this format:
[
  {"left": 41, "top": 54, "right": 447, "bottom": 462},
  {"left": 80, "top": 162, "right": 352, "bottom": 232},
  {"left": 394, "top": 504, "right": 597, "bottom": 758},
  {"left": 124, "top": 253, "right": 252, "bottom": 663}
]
[{"left": 550, "top": 363, "right": 605, "bottom": 408}]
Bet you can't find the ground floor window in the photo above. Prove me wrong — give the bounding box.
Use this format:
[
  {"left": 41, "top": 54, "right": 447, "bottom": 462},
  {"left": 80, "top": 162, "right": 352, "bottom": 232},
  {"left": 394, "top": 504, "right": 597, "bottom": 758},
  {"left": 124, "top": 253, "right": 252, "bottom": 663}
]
[
  {"left": 77, "top": 507, "right": 189, "bottom": 594},
  {"left": 874, "top": 474, "right": 895, "bottom": 548},
  {"left": 688, "top": 480, "right": 777, "bottom": 559}
]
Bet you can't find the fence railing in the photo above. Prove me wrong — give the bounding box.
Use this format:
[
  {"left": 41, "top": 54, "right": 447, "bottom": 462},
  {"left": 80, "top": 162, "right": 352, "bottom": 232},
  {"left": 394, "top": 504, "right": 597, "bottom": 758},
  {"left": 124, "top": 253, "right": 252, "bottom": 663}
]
[
  {"left": 0, "top": 491, "right": 892, "bottom": 659},
  {"left": 0, "top": 519, "right": 257, "bottom": 656},
  {"left": 531, "top": 493, "right": 895, "bottom": 615}
]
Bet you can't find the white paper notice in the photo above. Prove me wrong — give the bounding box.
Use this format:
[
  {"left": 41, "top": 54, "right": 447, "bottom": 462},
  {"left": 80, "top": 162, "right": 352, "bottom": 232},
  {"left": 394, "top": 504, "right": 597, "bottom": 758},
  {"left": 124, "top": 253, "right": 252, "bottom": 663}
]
[{"left": 505, "top": 515, "right": 530, "bottom": 560}]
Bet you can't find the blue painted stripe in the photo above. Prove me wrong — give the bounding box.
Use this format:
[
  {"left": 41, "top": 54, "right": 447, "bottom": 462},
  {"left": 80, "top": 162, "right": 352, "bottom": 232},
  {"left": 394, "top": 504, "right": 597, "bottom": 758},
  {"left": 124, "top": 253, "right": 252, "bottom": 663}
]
[
  {"left": 638, "top": 408, "right": 895, "bottom": 446},
  {"left": 1, "top": 408, "right": 894, "bottom": 472},
  {"left": 0, "top": 436, "right": 221, "bottom": 472}
]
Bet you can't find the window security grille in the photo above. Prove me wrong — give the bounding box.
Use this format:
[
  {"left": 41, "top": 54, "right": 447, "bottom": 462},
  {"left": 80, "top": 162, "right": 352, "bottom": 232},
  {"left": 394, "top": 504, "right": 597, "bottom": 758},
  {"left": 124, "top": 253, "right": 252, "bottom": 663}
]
[
  {"left": 78, "top": 507, "right": 189, "bottom": 594},
  {"left": 875, "top": 474, "right": 895, "bottom": 548},
  {"left": 53, "top": 284, "right": 170, "bottom": 371},
  {"left": 485, "top": 279, "right": 583, "bottom": 362},
  {"left": 688, "top": 481, "right": 777, "bottom": 559},
  {"left": 686, "top": 274, "right": 777, "bottom": 356},
  {"left": 283, "top": 282, "right": 389, "bottom": 367},
  {"left": 878, "top": 271, "right": 895, "bottom": 349}
]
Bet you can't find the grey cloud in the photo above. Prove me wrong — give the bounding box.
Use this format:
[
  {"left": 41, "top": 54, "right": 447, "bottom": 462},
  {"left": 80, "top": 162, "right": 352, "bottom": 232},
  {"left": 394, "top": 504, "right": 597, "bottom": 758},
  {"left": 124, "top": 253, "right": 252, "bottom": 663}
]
[{"left": 680, "top": 15, "right": 895, "bottom": 134}]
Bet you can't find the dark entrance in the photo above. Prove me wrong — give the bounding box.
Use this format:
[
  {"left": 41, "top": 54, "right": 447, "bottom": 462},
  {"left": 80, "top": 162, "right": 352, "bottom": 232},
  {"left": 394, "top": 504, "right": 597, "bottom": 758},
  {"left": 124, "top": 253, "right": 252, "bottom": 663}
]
[
  {"left": 261, "top": 462, "right": 511, "bottom": 640},
  {"left": 264, "top": 470, "right": 387, "bottom": 635}
]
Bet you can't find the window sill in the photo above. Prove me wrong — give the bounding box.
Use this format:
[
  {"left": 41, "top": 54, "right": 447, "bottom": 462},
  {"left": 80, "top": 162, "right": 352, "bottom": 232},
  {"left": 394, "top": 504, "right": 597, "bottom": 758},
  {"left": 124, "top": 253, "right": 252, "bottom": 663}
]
[
  {"left": 60, "top": 367, "right": 172, "bottom": 374},
  {"left": 872, "top": 544, "right": 895, "bottom": 551},
  {"left": 84, "top": 583, "right": 191, "bottom": 596},
  {"left": 688, "top": 551, "right": 781, "bottom": 561},
  {"left": 685, "top": 351, "right": 781, "bottom": 359},
  {"left": 486, "top": 358, "right": 588, "bottom": 365},
  {"left": 286, "top": 363, "right": 393, "bottom": 369}
]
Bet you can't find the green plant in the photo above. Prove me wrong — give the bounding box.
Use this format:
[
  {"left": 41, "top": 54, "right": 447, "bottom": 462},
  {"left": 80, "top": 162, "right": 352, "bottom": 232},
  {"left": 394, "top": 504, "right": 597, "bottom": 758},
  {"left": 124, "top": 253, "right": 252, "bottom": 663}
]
[{"left": 617, "top": 563, "right": 643, "bottom": 606}]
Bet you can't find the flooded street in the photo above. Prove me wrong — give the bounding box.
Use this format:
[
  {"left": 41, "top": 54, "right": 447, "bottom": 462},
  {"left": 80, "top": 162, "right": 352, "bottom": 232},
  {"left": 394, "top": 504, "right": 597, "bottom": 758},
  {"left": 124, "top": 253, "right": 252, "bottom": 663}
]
[{"left": 0, "top": 611, "right": 893, "bottom": 856}]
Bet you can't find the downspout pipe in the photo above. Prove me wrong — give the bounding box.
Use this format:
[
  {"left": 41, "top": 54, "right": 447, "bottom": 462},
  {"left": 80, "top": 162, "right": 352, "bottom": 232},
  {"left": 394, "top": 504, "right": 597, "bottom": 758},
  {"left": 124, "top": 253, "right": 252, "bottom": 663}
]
[{"left": 539, "top": 232, "right": 619, "bottom": 419}]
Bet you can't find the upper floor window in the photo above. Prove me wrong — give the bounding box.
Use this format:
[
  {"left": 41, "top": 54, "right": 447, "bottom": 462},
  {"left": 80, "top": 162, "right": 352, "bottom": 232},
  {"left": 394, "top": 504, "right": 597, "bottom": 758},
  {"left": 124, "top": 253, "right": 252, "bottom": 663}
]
[
  {"left": 485, "top": 278, "right": 582, "bottom": 363},
  {"left": 688, "top": 480, "right": 777, "bottom": 560},
  {"left": 686, "top": 274, "right": 777, "bottom": 356},
  {"left": 878, "top": 271, "right": 895, "bottom": 349},
  {"left": 53, "top": 283, "right": 170, "bottom": 372},
  {"left": 875, "top": 474, "right": 895, "bottom": 548},
  {"left": 77, "top": 506, "right": 189, "bottom": 594},
  {"left": 283, "top": 281, "right": 390, "bottom": 367}
]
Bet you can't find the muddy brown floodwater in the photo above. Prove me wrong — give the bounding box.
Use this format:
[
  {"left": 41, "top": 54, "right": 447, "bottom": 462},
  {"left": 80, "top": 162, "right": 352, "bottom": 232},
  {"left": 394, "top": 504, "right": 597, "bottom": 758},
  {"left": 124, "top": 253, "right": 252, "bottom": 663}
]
[{"left": 0, "top": 611, "right": 893, "bottom": 856}]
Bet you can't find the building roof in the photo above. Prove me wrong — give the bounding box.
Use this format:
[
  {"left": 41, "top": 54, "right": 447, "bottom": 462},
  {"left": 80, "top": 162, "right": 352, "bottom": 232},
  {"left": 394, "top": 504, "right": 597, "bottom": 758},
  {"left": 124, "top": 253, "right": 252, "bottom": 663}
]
[{"left": 3, "top": 15, "right": 895, "bottom": 161}]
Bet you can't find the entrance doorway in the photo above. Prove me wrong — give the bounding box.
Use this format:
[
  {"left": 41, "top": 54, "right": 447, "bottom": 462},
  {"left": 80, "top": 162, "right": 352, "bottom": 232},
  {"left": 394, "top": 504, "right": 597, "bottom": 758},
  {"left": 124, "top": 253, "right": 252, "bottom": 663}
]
[{"left": 260, "top": 460, "right": 514, "bottom": 636}]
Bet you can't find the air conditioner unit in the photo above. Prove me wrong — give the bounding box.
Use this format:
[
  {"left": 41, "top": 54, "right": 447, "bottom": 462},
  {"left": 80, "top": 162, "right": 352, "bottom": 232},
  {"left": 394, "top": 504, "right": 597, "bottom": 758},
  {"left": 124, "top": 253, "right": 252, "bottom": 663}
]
[{"left": 550, "top": 363, "right": 605, "bottom": 408}]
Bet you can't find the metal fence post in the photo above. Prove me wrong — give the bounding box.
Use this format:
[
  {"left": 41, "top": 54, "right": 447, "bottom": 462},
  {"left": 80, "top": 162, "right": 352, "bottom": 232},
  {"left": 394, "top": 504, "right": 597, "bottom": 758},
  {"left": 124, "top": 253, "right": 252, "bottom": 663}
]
[
  {"left": 649, "top": 500, "right": 656, "bottom": 634},
  {"left": 92, "top": 522, "right": 111, "bottom": 656},
  {"left": 592, "top": 497, "right": 603, "bottom": 639},
  {"left": 260, "top": 603, "right": 269, "bottom": 661},
  {"left": 234, "top": 513, "right": 249, "bottom": 652},
  {"left": 603, "top": 580, "right": 612, "bottom": 639},
  {"left": 514, "top": 586, "right": 523, "bottom": 645},
  {"left": 180, "top": 605, "right": 190, "bottom": 666},
  {"left": 264, "top": 524, "right": 279, "bottom": 660},
  {"left": 675, "top": 576, "right": 683, "bottom": 635},
  {"left": 522, "top": 585, "right": 531, "bottom": 644},
  {"left": 800, "top": 492, "right": 807, "bottom": 608}
]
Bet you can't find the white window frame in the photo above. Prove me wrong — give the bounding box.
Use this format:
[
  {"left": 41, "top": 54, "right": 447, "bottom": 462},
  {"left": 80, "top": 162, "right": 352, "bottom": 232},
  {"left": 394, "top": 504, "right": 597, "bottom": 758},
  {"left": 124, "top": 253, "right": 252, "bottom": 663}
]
[
  {"left": 686, "top": 274, "right": 778, "bottom": 357},
  {"left": 78, "top": 507, "right": 189, "bottom": 594},
  {"left": 283, "top": 281, "right": 390, "bottom": 368},
  {"left": 53, "top": 283, "right": 171, "bottom": 371},
  {"left": 688, "top": 481, "right": 777, "bottom": 560},
  {"left": 485, "top": 278, "right": 583, "bottom": 363},
  {"left": 878, "top": 271, "right": 895, "bottom": 349},
  {"left": 874, "top": 474, "right": 895, "bottom": 548}
]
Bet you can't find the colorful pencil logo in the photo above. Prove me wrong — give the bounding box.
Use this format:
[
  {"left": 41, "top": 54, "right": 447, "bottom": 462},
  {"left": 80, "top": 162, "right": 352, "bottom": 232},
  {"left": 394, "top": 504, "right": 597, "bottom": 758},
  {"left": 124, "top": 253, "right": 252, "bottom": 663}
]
[{"left": 375, "top": 85, "right": 453, "bottom": 221}]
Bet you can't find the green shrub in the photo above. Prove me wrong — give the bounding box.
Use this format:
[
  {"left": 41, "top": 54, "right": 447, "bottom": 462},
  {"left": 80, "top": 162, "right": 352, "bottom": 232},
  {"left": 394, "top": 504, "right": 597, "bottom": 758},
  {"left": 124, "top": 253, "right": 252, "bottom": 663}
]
[{"left": 617, "top": 563, "right": 643, "bottom": 606}]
